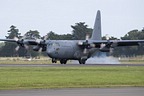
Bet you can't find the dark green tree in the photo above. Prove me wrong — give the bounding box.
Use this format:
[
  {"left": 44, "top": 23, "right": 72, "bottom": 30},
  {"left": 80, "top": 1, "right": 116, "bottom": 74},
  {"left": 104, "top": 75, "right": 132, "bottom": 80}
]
[
  {"left": 25, "top": 30, "right": 41, "bottom": 39},
  {"left": 71, "top": 22, "right": 92, "bottom": 40},
  {"left": 113, "top": 29, "right": 144, "bottom": 57},
  {"left": 47, "top": 31, "right": 73, "bottom": 40},
  {"left": 47, "top": 31, "right": 59, "bottom": 40},
  {"left": 0, "top": 43, "right": 5, "bottom": 48},
  {"left": 121, "top": 30, "right": 143, "bottom": 40},
  {"left": 0, "top": 25, "right": 24, "bottom": 57},
  {"left": 24, "top": 30, "right": 42, "bottom": 57},
  {"left": 102, "top": 36, "right": 118, "bottom": 40},
  {"left": 5, "top": 25, "right": 21, "bottom": 39}
]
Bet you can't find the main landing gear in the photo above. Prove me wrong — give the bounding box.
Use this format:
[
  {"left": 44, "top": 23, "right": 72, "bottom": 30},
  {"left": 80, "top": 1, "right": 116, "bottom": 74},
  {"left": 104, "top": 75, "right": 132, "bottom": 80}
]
[
  {"left": 52, "top": 58, "right": 86, "bottom": 64},
  {"left": 52, "top": 58, "right": 57, "bottom": 63},
  {"left": 60, "top": 59, "right": 67, "bottom": 64},
  {"left": 52, "top": 58, "right": 67, "bottom": 64},
  {"left": 78, "top": 59, "right": 86, "bottom": 64},
  {"left": 79, "top": 60, "right": 86, "bottom": 64}
]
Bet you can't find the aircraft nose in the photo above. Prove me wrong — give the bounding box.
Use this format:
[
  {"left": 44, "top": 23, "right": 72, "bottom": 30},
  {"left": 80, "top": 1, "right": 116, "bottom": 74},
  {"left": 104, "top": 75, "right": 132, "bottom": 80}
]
[
  {"left": 47, "top": 49, "right": 54, "bottom": 57},
  {"left": 47, "top": 50, "right": 52, "bottom": 55}
]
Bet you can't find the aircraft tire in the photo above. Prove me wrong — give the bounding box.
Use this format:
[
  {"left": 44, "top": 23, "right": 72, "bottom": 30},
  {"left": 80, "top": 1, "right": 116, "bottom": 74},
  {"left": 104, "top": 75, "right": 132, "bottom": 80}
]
[
  {"left": 52, "top": 58, "right": 57, "bottom": 63},
  {"left": 79, "top": 59, "right": 86, "bottom": 64},
  {"left": 60, "top": 59, "right": 67, "bottom": 64}
]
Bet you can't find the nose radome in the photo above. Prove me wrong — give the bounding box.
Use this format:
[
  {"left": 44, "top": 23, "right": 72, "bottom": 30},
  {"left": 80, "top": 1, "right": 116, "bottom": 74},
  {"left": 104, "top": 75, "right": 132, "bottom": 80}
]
[
  {"left": 47, "top": 49, "right": 54, "bottom": 57},
  {"left": 47, "top": 49, "right": 53, "bottom": 54}
]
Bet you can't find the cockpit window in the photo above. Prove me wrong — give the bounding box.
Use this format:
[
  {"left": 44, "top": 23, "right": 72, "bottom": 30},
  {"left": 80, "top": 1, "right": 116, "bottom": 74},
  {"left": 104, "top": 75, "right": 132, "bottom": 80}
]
[
  {"left": 48, "top": 42, "right": 60, "bottom": 48},
  {"left": 52, "top": 42, "right": 60, "bottom": 47}
]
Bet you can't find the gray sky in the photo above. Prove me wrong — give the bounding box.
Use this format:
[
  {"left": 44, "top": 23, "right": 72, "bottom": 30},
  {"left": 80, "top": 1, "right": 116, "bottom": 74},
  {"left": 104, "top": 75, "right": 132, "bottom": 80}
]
[{"left": 0, "top": 0, "right": 144, "bottom": 39}]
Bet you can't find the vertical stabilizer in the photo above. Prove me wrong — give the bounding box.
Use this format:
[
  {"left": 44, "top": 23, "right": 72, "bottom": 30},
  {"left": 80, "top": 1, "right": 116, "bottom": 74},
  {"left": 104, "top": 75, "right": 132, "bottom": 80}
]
[{"left": 91, "top": 10, "right": 102, "bottom": 40}]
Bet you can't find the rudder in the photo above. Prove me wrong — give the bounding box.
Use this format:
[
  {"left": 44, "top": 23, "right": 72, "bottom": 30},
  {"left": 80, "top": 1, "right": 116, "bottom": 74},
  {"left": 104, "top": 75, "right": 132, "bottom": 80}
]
[{"left": 91, "top": 10, "right": 102, "bottom": 40}]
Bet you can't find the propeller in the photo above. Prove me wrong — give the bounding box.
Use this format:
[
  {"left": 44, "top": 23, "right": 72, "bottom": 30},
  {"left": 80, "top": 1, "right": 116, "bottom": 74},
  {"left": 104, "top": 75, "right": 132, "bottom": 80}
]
[
  {"left": 13, "top": 35, "right": 32, "bottom": 58},
  {"left": 99, "top": 34, "right": 114, "bottom": 53},
  {"left": 14, "top": 36, "right": 22, "bottom": 51},
  {"left": 105, "top": 34, "right": 110, "bottom": 40},
  {"left": 78, "top": 34, "right": 96, "bottom": 55},
  {"left": 34, "top": 34, "right": 48, "bottom": 53},
  {"left": 14, "top": 35, "right": 29, "bottom": 52},
  {"left": 34, "top": 34, "right": 48, "bottom": 58},
  {"left": 83, "top": 34, "right": 90, "bottom": 54},
  {"left": 15, "top": 46, "right": 20, "bottom": 51}
]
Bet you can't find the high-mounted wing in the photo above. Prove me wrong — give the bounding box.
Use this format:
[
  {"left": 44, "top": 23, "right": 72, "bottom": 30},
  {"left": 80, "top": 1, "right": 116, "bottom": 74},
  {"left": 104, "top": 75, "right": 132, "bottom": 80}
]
[
  {"left": 78, "top": 39, "right": 144, "bottom": 52},
  {"left": 92, "top": 40, "right": 144, "bottom": 47},
  {"left": 91, "top": 40, "right": 144, "bottom": 52},
  {"left": 113, "top": 40, "right": 143, "bottom": 46},
  {"left": 0, "top": 38, "right": 38, "bottom": 45},
  {"left": 0, "top": 39, "right": 16, "bottom": 42},
  {"left": 0, "top": 38, "right": 47, "bottom": 52}
]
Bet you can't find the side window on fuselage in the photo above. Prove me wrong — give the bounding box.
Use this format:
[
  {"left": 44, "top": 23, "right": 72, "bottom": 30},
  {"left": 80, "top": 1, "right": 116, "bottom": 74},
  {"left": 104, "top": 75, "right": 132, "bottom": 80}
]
[
  {"left": 48, "top": 42, "right": 60, "bottom": 48},
  {"left": 52, "top": 42, "right": 60, "bottom": 47}
]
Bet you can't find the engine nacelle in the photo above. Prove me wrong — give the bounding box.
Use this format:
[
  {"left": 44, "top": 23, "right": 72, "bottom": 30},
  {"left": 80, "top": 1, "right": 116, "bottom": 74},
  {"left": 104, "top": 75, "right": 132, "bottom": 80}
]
[
  {"left": 99, "top": 47, "right": 110, "bottom": 52},
  {"left": 33, "top": 46, "right": 46, "bottom": 51}
]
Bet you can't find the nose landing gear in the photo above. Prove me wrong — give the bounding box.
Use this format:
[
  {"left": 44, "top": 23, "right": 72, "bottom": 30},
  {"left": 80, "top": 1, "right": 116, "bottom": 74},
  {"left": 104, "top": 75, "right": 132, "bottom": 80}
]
[{"left": 52, "top": 58, "right": 57, "bottom": 63}]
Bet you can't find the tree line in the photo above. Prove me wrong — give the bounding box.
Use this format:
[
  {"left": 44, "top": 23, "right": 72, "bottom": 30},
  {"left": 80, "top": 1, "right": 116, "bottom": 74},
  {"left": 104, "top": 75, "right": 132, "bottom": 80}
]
[{"left": 0, "top": 23, "right": 144, "bottom": 57}]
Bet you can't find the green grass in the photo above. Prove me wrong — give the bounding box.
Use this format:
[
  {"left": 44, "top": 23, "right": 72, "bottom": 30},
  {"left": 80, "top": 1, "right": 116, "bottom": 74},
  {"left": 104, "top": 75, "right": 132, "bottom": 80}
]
[
  {"left": 120, "top": 60, "right": 144, "bottom": 64},
  {"left": 0, "top": 60, "right": 52, "bottom": 64},
  {"left": 0, "top": 57, "right": 52, "bottom": 64},
  {"left": 0, "top": 66, "right": 144, "bottom": 89}
]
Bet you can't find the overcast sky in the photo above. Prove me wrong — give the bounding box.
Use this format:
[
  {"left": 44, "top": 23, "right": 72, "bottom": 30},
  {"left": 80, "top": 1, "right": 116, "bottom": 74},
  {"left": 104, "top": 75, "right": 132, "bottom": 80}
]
[{"left": 0, "top": 0, "right": 144, "bottom": 39}]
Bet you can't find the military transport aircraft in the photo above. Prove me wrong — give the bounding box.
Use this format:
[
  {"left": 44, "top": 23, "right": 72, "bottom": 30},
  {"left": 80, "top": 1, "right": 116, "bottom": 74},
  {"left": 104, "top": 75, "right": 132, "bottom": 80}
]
[{"left": 0, "top": 10, "right": 144, "bottom": 64}]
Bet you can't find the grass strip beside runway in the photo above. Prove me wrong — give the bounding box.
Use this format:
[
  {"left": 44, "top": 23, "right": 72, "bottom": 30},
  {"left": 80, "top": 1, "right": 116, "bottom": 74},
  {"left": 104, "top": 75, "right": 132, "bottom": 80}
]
[{"left": 0, "top": 66, "right": 144, "bottom": 89}]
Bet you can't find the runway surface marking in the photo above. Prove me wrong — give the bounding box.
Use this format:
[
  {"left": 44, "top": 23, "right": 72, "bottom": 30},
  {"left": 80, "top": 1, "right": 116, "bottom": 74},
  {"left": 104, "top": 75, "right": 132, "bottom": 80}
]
[
  {"left": 0, "top": 88, "right": 144, "bottom": 96},
  {"left": 0, "top": 64, "right": 144, "bottom": 67}
]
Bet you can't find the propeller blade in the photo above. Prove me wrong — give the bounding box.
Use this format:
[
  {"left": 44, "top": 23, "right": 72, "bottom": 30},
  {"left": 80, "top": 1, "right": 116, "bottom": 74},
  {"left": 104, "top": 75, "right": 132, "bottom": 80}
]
[
  {"left": 110, "top": 48, "right": 114, "bottom": 54},
  {"left": 24, "top": 44, "right": 29, "bottom": 50},
  {"left": 36, "top": 39, "right": 41, "bottom": 44},
  {"left": 106, "top": 34, "right": 110, "bottom": 40},
  {"left": 14, "top": 37, "right": 19, "bottom": 41},
  {"left": 78, "top": 41, "right": 83, "bottom": 45},
  {"left": 21, "top": 34, "right": 27, "bottom": 40},
  {"left": 38, "top": 47, "right": 43, "bottom": 53},
  {"left": 15, "top": 46, "right": 20, "bottom": 51},
  {"left": 83, "top": 48, "right": 87, "bottom": 54},
  {"left": 86, "top": 34, "right": 89, "bottom": 41},
  {"left": 90, "top": 44, "right": 95, "bottom": 48},
  {"left": 82, "top": 34, "right": 90, "bottom": 55},
  {"left": 100, "top": 43, "right": 106, "bottom": 49},
  {"left": 44, "top": 35, "right": 48, "bottom": 40}
]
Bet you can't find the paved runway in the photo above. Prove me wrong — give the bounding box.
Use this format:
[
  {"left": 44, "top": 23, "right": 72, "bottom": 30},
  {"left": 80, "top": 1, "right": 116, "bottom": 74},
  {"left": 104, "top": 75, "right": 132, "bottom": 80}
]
[
  {"left": 0, "top": 88, "right": 144, "bottom": 96},
  {"left": 0, "top": 63, "right": 144, "bottom": 67}
]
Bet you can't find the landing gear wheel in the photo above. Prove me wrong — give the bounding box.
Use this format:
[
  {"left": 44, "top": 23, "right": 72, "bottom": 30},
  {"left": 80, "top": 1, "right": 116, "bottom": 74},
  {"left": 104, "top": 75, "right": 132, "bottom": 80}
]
[
  {"left": 79, "top": 59, "right": 86, "bottom": 64},
  {"left": 52, "top": 58, "right": 57, "bottom": 63},
  {"left": 60, "top": 59, "right": 67, "bottom": 64}
]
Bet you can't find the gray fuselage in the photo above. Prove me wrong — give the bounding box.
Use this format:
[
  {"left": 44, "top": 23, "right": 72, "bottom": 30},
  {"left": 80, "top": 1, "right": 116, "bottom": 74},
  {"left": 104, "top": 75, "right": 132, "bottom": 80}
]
[{"left": 46, "top": 40, "right": 97, "bottom": 60}]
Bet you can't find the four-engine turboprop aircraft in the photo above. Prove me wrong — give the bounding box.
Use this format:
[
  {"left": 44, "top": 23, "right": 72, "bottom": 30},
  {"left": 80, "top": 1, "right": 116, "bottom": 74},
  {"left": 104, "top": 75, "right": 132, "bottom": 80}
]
[{"left": 0, "top": 10, "right": 144, "bottom": 64}]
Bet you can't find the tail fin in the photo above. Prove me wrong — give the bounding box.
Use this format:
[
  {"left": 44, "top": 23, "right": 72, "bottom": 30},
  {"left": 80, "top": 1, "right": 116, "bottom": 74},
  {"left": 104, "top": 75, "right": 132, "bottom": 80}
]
[{"left": 91, "top": 10, "right": 102, "bottom": 40}]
